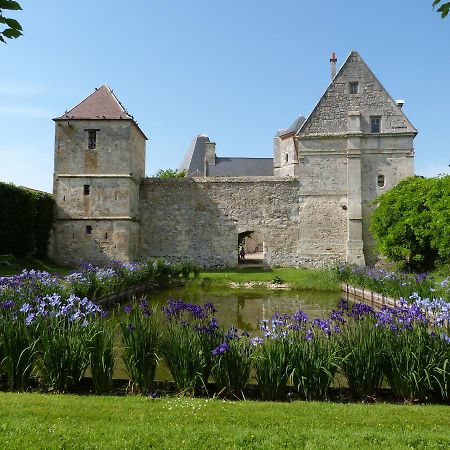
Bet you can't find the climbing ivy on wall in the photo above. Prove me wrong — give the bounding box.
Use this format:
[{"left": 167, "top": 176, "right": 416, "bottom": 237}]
[{"left": 0, "top": 182, "right": 54, "bottom": 257}]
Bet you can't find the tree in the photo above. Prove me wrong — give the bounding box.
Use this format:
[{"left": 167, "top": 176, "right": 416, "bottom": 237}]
[
  {"left": 154, "top": 169, "right": 187, "bottom": 178},
  {"left": 433, "top": 0, "right": 450, "bottom": 18},
  {"left": 371, "top": 175, "right": 450, "bottom": 270},
  {"left": 0, "top": 0, "right": 22, "bottom": 43}
]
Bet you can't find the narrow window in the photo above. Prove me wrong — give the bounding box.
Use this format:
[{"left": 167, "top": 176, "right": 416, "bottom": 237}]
[
  {"left": 377, "top": 174, "right": 385, "bottom": 187},
  {"left": 370, "top": 117, "right": 381, "bottom": 133},
  {"left": 285, "top": 154, "right": 289, "bottom": 163},
  {"left": 349, "top": 82, "right": 359, "bottom": 94},
  {"left": 86, "top": 225, "right": 92, "bottom": 235},
  {"left": 63, "top": 195, "right": 66, "bottom": 202},
  {"left": 105, "top": 232, "right": 108, "bottom": 240},
  {"left": 88, "top": 130, "right": 97, "bottom": 150},
  {"left": 83, "top": 184, "right": 90, "bottom": 195}
]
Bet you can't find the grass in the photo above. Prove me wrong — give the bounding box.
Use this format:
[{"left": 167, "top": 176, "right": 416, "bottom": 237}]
[
  {"left": 0, "top": 393, "right": 449, "bottom": 449},
  {"left": 0, "top": 256, "right": 72, "bottom": 276},
  {"left": 194, "top": 267, "right": 340, "bottom": 292}
]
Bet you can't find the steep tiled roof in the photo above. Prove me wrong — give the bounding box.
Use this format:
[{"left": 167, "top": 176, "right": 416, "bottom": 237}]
[
  {"left": 55, "top": 85, "right": 132, "bottom": 120},
  {"left": 54, "top": 85, "right": 147, "bottom": 138}
]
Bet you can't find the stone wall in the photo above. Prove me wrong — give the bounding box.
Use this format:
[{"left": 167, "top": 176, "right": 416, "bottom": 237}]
[{"left": 139, "top": 177, "right": 309, "bottom": 267}]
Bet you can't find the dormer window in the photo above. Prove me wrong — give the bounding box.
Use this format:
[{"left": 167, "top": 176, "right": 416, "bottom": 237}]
[
  {"left": 349, "top": 82, "right": 359, "bottom": 94},
  {"left": 87, "top": 129, "right": 98, "bottom": 150},
  {"left": 370, "top": 117, "right": 381, "bottom": 133}
]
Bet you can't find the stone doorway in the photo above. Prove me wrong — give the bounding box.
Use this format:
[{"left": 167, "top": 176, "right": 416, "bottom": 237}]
[{"left": 238, "top": 230, "right": 264, "bottom": 265}]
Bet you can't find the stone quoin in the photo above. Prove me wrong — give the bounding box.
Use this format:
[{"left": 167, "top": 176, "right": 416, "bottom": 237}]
[{"left": 49, "top": 51, "right": 416, "bottom": 268}]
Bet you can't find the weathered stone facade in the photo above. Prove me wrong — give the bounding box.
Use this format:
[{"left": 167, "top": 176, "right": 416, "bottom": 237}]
[{"left": 49, "top": 52, "right": 416, "bottom": 267}]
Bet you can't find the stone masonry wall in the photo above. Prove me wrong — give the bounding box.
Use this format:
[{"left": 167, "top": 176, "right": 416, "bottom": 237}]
[{"left": 139, "top": 177, "right": 306, "bottom": 267}]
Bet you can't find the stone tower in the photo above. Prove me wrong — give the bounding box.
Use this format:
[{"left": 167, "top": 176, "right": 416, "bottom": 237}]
[
  {"left": 294, "top": 51, "right": 416, "bottom": 265},
  {"left": 49, "top": 85, "right": 146, "bottom": 265}
]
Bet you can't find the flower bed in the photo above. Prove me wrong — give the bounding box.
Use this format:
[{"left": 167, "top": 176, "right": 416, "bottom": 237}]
[
  {"left": 0, "top": 281, "right": 449, "bottom": 402},
  {"left": 335, "top": 265, "right": 450, "bottom": 302}
]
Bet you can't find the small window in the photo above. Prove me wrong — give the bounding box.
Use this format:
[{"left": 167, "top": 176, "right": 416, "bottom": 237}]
[
  {"left": 349, "top": 82, "right": 359, "bottom": 94},
  {"left": 86, "top": 225, "right": 92, "bottom": 235},
  {"left": 105, "top": 232, "right": 108, "bottom": 240},
  {"left": 370, "top": 117, "right": 381, "bottom": 133},
  {"left": 377, "top": 174, "right": 385, "bottom": 187},
  {"left": 88, "top": 130, "right": 97, "bottom": 150},
  {"left": 285, "top": 154, "right": 289, "bottom": 163},
  {"left": 63, "top": 195, "right": 65, "bottom": 202},
  {"left": 83, "top": 184, "right": 90, "bottom": 195}
]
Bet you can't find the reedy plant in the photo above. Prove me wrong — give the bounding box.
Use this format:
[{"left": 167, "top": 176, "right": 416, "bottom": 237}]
[
  {"left": 253, "top": 314, "right": 291, "bottom": 401},
  {"left": 377, "top": 304, "right": 435, "bottom": 401},
  {"left": 0, "top": 301, "right": 37, "bottom": 391},
  {"left": 89, "top": 316, "right": 116, "bottom": 394},
  {"left": 33, "top": 294, "right": 101, "bottom": 392},
  {"left": 160, "top": 300, "right": 220, "bottom": 394},
  {"left": 334, "top": 303, "right": 386, "bottom": 398},
  {"left": 289, "top": 312, "right": 339, "bottom": 400},
  {"left": 120, "top": 300, "right": 160, "bottom": 394},
  {"left": 210, "top": 327, "right": 253, "bottom": 398}
]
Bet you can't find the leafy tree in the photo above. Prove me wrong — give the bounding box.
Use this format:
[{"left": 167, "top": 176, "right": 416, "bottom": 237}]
[
  {"left": 371, "top": 175, "right": 450, "bottom": 270},
  {"left": 154, "top": 169, "right": 187, "bottom": 178},
  {"left": 0, "top": 0, "right": 22, "bottom": 43},
  {"left": 433, "top": 0, "right": 450, "bottom": 18}
]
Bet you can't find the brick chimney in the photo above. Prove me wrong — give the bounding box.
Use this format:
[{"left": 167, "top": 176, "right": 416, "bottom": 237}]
[{"left": 330, "top": 51, "right": 337, "bottom": 80}]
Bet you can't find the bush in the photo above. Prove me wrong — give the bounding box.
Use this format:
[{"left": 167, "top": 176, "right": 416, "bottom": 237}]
[{"left": 0, "top": 182, "right": 54, "bottom": 258}]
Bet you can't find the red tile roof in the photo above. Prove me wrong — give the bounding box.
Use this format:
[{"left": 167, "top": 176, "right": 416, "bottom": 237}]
[{"left": 54, "top": 85, "right": 147, "bottom": 138}]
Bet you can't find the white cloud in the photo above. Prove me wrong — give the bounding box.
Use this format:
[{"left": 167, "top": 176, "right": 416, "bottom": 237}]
[
  {"left": 0, "top": 83, "right": 49, "bottom": 97},
  {"left": 0, "top": 105, "right": 54, "bottom": 119}
]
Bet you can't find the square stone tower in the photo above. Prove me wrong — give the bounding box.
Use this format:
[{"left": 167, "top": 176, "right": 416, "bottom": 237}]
[
  {"left": 294, "top": 51, "right": 416, "bottom": 265},
  {"left": 48, "top": 85, "right": 146, "bottom": 265}
]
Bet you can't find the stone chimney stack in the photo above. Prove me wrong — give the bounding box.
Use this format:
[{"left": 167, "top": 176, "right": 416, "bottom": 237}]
[{"left": 330, "top": 51, "right": 337, "bottom": 80}]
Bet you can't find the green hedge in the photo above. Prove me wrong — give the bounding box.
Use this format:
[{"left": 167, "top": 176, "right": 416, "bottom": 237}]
[{"left": 0, "top": 182, "right": 54, "bottom": 257}]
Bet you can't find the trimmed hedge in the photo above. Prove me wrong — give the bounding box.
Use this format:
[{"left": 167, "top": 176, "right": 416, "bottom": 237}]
[{"left": 0, "top": 182, "right": 54, "bottom": 257}]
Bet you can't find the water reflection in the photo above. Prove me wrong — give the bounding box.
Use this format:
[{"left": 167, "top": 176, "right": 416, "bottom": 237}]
[{"left": 146, "top": 286, "right": 341, "bottom": 332}]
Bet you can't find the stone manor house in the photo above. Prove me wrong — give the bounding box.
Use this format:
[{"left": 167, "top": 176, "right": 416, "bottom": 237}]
[{"left": 49, "top": 51, "right": 416, "bottom": 268}]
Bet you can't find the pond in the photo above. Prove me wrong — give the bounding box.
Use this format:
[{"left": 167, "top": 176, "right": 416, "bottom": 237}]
[
  {"left": 146, "top": 286, "right": 342, "bottom": 333},
  {"left": 113, "top": 286, "right": 343, "bottom": 380}
]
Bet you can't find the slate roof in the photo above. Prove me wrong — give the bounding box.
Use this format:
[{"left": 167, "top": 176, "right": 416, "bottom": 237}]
[
  {"left": 54, "top": 85, "right": 147, "bottom": 138},
  {"left": 178, "top": 134, "right": 210, "bottom": 176},
  {"left": 208, "top": 157, "right": 273, "bottom": 177},
  {"left": 277, "top": 115, "right": 306, "bottom": 138}
]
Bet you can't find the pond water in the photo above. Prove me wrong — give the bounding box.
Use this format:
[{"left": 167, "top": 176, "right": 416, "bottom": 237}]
[
  {"left": 146, "top": 286, "right": 342, "bottom": 333},
  {"left": 113, "top": 286, "right": 343, "bottom": 380}
]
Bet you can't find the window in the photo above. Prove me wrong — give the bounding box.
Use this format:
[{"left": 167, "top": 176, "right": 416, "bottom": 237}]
[
  {"left": 285, "top": 154, "right": 289, "bottom": 163},
  {"left": 377, "top": 174, "right": 385, "bottom": 187},
  {"left": 105, "top": 232, "right": 108, "bottom": 240},
  {"left": 370, "top": 117, "right": 381, "bottom": 133},
  {"left": 83, "top": 184, "right": 90, "bottom": 195},
  {"left": 86, "top": 225, "right": 92, "bottom": 235},
  {"left": 87, "top": 130, "right": 97, "bottom": 150},
  {"left": 349, "top": 82, "right": 359, "bottom": 94}
]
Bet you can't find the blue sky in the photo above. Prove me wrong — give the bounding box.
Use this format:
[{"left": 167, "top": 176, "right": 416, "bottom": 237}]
[{"left": 0, "top": 0, "right": 449, "bottom": 192}]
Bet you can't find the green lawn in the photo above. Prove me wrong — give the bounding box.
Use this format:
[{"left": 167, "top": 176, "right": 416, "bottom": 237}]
[
  {"left": 196, "top": 267, "right": 340, "bottom": 292},
  {"left": 0, "top": 393, "right": 448, "bottom": 449}
]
